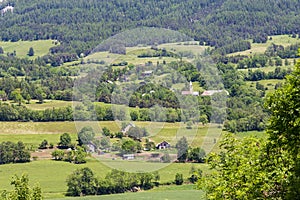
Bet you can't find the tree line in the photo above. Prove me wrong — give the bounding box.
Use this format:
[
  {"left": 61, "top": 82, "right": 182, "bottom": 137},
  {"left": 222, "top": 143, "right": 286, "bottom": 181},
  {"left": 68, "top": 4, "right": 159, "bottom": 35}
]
[{"left": 1, "top": 0, "right": 300, "bottom": 55}]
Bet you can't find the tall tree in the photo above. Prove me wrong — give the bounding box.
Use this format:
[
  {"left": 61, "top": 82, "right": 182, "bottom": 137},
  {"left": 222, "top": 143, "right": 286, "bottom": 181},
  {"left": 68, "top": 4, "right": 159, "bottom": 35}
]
[
  {"left": 66, "top": 167, "right": 97, "bottom": 196},
  {"left": 77, "top": 126, "right": 95, "bottom": 146},
  {"left": 175, "top": 137, "right": 188, "bottom": 162},
  {"left": 59, "top": 133, "right": 72, "bottom": 149}
]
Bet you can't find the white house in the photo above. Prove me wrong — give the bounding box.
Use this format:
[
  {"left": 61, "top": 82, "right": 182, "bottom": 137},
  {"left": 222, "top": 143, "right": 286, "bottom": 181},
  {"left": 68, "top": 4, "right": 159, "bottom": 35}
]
[{"left": 1, "top": 5, "right": 14, "bottom": 16}]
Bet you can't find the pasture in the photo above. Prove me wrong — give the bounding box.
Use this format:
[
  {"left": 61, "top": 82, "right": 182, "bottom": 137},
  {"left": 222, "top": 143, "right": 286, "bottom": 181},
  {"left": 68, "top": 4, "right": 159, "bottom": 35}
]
[
  {"left": 53, "top": 185, "right": 205, "bottom": 200},
  {"left": 229, "top": 34, "right": 300, "bottom": 56},
  {"left": 25, "top": 100, "right": 73, "bottom": 110},
  {"left": 84, "top": 42, "right": 206, "bottom": 67},
  {"left": 0, "top": 121, "right": 221, "bottom": 151},
  {"left": 246, "top": 79, "right": 285, "bottom": 93},
  {"left": 0, "top": 158, "right": 208, "bottom": 199},
  {"left": 0, "top": 40, "right": 58, "bottom": 59}
]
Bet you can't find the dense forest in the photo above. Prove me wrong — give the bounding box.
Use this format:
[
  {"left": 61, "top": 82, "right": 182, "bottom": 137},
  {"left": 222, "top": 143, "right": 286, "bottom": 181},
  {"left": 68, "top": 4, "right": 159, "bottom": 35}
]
[{"left": 1, "top": 0, "right": 300, "bottom": 54}]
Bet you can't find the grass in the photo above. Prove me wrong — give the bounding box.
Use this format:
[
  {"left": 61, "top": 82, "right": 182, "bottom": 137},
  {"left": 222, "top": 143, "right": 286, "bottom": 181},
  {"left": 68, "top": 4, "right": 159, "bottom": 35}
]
[
  {"left": 246, "top": 79, "right": 285, "bottom": 93},
  {"left": 159, "top": 42, "right": 207, "bottom": 57},
  {"left": 25, "top": 100, "right": 73, "bottom": 110},
  {"left": 53, "top": 186, "right": 205, "bottom": 200},
  {"left": 0, "top": 158, "right": 208, "bottom": 199},
  {"left": 238, "top": 65, "right": 293, "bottom": 73},
  {"left": 0, "top": 40, "right": 58, "bottom": 59},
  {"left": 84, "top": 42, "right": 207, "bottom": 67},
  {"left": 229, "top": 34, "right": 300, "bottom": 56},
  {"left": 0, "top": 158, "right": 110, "bottom": 199},
  {"left": 85, "top": 47, "right": 179, "bottom": 66},
  {"left": 0, "top": 121, "right": 222, "bottom": 152}
]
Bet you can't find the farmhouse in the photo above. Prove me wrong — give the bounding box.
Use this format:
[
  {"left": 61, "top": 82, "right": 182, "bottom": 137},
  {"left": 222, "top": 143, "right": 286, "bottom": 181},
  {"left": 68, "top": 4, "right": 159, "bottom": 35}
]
[
  {"left": 201, "top": 90, "right": 229, "bottom": 96},
  {"left": 156, "top": 141, "right": 171, "bottom": 149},
  {"left": 123, "top": 154, "right": 135, "bottom": 160},
  {"left": 181, "top": 81, "right": 199, "bottom": 96}
]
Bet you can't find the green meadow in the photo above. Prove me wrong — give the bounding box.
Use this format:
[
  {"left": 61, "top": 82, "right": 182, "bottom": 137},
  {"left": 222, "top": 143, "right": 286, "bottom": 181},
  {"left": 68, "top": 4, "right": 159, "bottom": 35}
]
[
  {"left": 0, "top": 40, "right": 58, "bottom": 59},
  {"left": 53, "top": 184, "right": 205, "bottom": 200},
  {"left": 229, "top": 34, "right": 300, "bottom": 56},
  {"left": 0, "top": 158, "right": 208, "bottom": 199}
]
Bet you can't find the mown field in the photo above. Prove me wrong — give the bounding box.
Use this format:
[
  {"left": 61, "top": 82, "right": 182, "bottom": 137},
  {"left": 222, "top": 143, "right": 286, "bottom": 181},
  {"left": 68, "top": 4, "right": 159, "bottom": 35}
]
[
  {"left": 53, "top": 185, "right": 205, "bottom": 200},
  {"left": 229, "top": 34, "right": 300, "bottom": 56},
  {"left": 0, "top": 40, "right": 57, "bottom": 59}
]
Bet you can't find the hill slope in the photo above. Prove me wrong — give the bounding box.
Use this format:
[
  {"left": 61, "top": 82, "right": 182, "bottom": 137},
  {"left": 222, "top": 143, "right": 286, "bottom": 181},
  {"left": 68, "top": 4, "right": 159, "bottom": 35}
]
[{"left": 0, "top": 0, "right": 300, "bottom": 54}]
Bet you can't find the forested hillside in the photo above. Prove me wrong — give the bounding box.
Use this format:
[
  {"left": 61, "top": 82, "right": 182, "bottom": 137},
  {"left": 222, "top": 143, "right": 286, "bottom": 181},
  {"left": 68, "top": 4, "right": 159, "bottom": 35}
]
[{"left": 0, "top": 0, "right": 300, "bottom": 54}]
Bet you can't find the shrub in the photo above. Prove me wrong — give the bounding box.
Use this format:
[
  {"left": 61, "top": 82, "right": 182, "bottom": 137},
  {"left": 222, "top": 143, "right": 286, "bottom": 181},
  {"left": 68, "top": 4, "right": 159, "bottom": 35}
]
[{"left": 175, "top": 173, "right": 183, "bottom": 185}]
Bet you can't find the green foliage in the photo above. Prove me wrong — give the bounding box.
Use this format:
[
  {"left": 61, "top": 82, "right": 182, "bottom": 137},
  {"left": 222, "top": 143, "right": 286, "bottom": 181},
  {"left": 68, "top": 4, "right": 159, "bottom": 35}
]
[
  {"left": 174, "top": 173, "right": 183, "bottom": 185},
  {"left": 198, "top": 133, "right": 287, "bottom": 199},
  {"left": 144, "top": 139, "right": 155, "bottom": 151},
  {"left": 121, "top": 138, "right": 140, "bottom": 154},
  {"left": 78, "top": 126, "right": 95, "bottom": 146},
  {"left": 51, "top": 149, "right": 64, "bottom": 161},
  {"left": 187, "top": 147, "right": 206, "bottom": 163},
  {"left": 129, "top": 83, "right": 180, "bottom": 109},
  {"left": 66, "top": 167, "right": 98, "bottom": 196},
  {"left": 127, "top": 126, "right": 148, "bottom": 140},
  {"left": 161, "top": 153, "right": 171, "bottom": 163},
  {"left": 59, "top": 133, "right": 72, "bottom": 149},
  {"left": 1, "top": 174, "right": 42, "bottom": 200},
  {"left": 176, "top": 137, "right": 188, "bottom": 162},
  {"left": 51, "top": 147, "right": 87, "bottom": 164},
  {"left": 38, "top": 139, "right": 48, "bottom": 149},
  {"left": 100, "top": 137, "right": 110, "bottom": 150},
  {"left": 115, "top": 132, "right": 124, "bottom": 139},
  {"left": 73, "top": 146, "right": 87, "bottom": 164},
  {"left": 66, "top": 168, "right": 159, "bottom": 196},
  {"left": 188, "top": 166, "right": 202, "bottom": 184},
  {"left": 102, "top": 127, "right": 111, "bottom": 137},
  {"left": 0, "top": 141, "right": 30, "bottom": 164},
  {"left": 1, "top": 0, "right": 300, "bottom": 55},
  {"left": 11, "top": 89, "right": 24, "bottom": 106},
  {"left": 265, "top": 60, "right": 300, "bottom": 198}
]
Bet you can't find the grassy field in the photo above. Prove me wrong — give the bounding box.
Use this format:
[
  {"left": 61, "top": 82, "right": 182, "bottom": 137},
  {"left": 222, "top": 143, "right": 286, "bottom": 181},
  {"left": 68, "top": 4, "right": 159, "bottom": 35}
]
[
  {"left": 25, "top": 100, "right": 73, "bottom": 110},
  {"left": 238, "top": 65, "right": 293, "bottom": 73},
  {"left": 53, "top": 184, "right": 205, "bottom": 200},
  {"left": 85, "top": 42, "right": 206, "bottom": 66},
  {"left": 0, "top": 158, "right": 207, "bottom": 199},
  {"left": 229, "top": 34, "right": 300, "bottom": 56},
  {"left": 0, "top": 121, "right": 221, "bottom": 150},
  {"left": 246, "top": 79, "right": 285, "bottom": 93},
  {"left": 0, "top": 120, "right": 264, "bottom": 199},
  {"left": 0, "top": 40, "right": 58, "bottom": 59}
]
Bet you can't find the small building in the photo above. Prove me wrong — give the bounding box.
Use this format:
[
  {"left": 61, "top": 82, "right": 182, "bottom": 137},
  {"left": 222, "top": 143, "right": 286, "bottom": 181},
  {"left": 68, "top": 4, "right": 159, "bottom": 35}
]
[
  {"left": 142, "top": 70, "right": 153, "bottom": 77},
  {"left": 201, "top": 90, "right": 229, "bottom": 96},
  {"left": 123, "top": 154, "right": 135, "bottom": 160},
  {"left": 122, "top": 123, "right": 135, "bottom": 134},
  {"left": 156, "top": 141, "right": 171, "bottom": 149}
]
